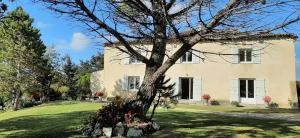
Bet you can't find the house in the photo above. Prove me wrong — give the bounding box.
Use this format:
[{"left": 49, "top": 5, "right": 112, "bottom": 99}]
[{"left": 91, "top": 33, "right": 299, "bottom": 108}]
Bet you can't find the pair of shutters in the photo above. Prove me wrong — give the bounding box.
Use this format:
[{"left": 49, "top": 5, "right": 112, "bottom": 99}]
[
  {"left": 232, "top": 48, "right": 261, "bottom": 64},
  {"left": 230, "top": 79, "right": 266, "bottom": 104},
  {"left": 176, "top": 51, "right": 201, "bottom": 64},
  {"left": 121, "top": 76, "right": 144, "bottom": 91},
  {"left": 173, "top": 77, "right": 202, "bottom": 101}
]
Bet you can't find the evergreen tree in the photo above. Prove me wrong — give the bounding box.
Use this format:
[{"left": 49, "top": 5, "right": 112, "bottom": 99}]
[
  {"left": 63, "top": 55, "right": 78, "bottom": 100},
  {"left": 0, "top": 7, "right": 47, "bottom": 110}
]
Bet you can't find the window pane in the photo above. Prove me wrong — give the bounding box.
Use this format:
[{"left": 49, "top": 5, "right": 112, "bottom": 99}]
[
  {"left": 187, "top": 52, "right": 193, "bottom": 62},
  {"left": 182, "top": 53, "right": 186, "bottom": 62},
  {"left": 128, "top": 77, "right": 134, "bottom": 89},
  {"left": 246, "top": 50, "right": 252, "bottom": 62},
  {"left": 240, "top": 80, "right": 246, "bottom": 98},
  {"left": 135, "top": 77, "right": 140, "bottom": 89},
  {"left": 239, "top": 50, "right": 245, "bottom": 62},
  {"left": 248, "top": 80, "right": 254, "bottom": 98}
]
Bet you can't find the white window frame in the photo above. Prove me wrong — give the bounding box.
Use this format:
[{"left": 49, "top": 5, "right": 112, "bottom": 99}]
[
  {"left": 239, "top": 79, "right": 255, "bottom": 99},
  {"left": 181, "top": 51, "right": 193, "bottom": 63},
  {"left": 239, "top": 49, "right": 253, "bottom": 63},
  {"left": 128, "top": 76, "right": 140, "bottom": 91}
]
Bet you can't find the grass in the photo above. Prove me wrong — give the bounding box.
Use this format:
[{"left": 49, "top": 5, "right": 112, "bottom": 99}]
[{"left": 0, "top": 102, "right": 299, "bottom": 138}]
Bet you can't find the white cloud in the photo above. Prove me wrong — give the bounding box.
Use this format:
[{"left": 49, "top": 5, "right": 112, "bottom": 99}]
[
  {"left": 51, "top": 32, "right": 91, "bottom": 52},
  {"left": 36, "top": 21, "right": 50, "bottom": 29},
  {"left": 70, "top": 33, "right": 91, "bottom": 51}
]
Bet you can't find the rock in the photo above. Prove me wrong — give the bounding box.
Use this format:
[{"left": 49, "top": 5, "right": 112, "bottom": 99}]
[
  {"left": 92, "top": 123, "right": 103, "bottom": 137},
  {"left": 126, "top": 128, "right": 143, "bottom": 137},
  {"left": 113, "top": 122, "right": 125, "bottom": 136},
  {"left": 151, "top": 122, "right": 160, "bottom": 131},
  {"left": 103, "top": 127, "right": 112, "bottom": 137}
]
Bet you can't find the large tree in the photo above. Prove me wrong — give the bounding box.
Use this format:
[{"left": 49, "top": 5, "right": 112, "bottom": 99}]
[
  {"left": 36, "top": 0, "right": 300, "bottom": 114},
  {"left": 0, "top": 7, "right": 47, "bottom": 110}
]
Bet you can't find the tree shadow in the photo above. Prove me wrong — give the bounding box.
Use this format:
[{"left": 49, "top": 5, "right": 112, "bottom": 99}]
[
  {"left": 151, "top": 111, "right": 300, "bottom": 138},
  {"left": 0, "top": 111, "right": 95, "bottom": 138}
]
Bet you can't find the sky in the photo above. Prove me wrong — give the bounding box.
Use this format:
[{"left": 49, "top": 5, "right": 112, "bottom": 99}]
[
  {"left": 3, "top": 1, "right": 300, "bottom": 79},
  {"left": 4, "top": 0, "right": 100, "bottom": 64}
]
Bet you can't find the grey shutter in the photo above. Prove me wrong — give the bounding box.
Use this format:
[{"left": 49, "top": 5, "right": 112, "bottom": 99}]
[
  {"left": 193, "top": 77, "right": 202, "bottom": 101},
  {"left": 122, "top": 76, "right": 128, "bottom": 91},
  {"left": 255, "top": 79, "right": 265, "bottom": 104},
  {"left": 232, "top": 48, "right": 239, "bottom": 64},
  {"left": 123, "top": 53, "right": 130, "bottom": 65},
  {"left": 176, "top": 57, "right": 181, "bottom": 64},
  {"left": 173, "top": 77, "right": 180, "bottom": 98},
  {"left": 141, "top": 48, "right": 147, "bottom": 57},
  {"left": 139, "top": 76, "right": 144, "bottom": 87},
  {"left": 253, "top": 48, "right": 261, "bottom": 64},
  {"left": 230, "top": 79, "right": 240, "bottom": 102},
  {"left": 192, "top": 51, "right": 200, "bottom": 64}
]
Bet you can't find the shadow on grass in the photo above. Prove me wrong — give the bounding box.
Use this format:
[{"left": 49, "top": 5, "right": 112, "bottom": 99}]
[
  {"left": 151, "top": 111, "right": 300, "bottom": 138},
  {"left": 0, "top": 111, "right": 96, "bottom": 138},
  {"left": 1, "top": 109, "right": 300, "bottom": 138}
]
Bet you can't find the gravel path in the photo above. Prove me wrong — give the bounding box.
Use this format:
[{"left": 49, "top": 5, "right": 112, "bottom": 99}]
[{"left": 174, "top": 108, "right": 300, "bottom": 122}]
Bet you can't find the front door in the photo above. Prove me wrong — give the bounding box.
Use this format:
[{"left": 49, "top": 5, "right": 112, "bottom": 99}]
[
  {"left": 180, "top": 78, "right": 193, "bottom": 100},
  {"left": 240, "top": 79, "right": 255, "bottom": 104}
]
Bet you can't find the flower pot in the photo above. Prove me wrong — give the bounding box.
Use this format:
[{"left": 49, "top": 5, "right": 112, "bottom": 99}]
[{"left": 103, "top": 127, "right": 112, "bottom": 137}]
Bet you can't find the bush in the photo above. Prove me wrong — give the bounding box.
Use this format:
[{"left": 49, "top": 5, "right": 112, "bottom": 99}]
[
  {"left": 210, "top": 100, "right": 220, "bottom": 105},
  {"left": 268, "top": 102, "right": 279, "bottom": 109},
  {"left": 231, "top": 101, "right": 243, "bottom": 107},
  {"left": 21, "top": 100, "right": 42, "bottom": 108}
]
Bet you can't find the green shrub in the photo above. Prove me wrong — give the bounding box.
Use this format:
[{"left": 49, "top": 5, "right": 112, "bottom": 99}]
[
  {"left": 210, "top": 100, "right": 220, "bottom": 105},
  {"left": 21, "top": 100, "right": 42, "bottom": 108},
  {"left": 231, "top": 101, "right": 243, "bottom": 107},
  {"left": 268, "top": 102, "right": 279, "bottom": 109}
]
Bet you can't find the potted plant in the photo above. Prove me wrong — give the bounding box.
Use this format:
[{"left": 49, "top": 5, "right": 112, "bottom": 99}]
[
  {"left": 263, "top": 96, "right": 271, "bottom": 107},
  {"left": 95, "top": 92, "right": 104, "bottom": 101},
  {"left": 202, "top": 94, "right": 211, "bottom": 106}
]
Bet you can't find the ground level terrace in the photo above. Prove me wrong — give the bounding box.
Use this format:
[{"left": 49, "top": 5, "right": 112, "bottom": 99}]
[
  {"left": 0, "top": 101, "right": 300, "bottom": 138},
  {"left": 93, "top": 71, "right": 298, "bottom": 108}
]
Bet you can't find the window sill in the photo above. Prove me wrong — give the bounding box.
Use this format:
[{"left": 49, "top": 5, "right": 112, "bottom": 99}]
[
  {"left": 180, "top": 62, "right": 197, "bottom": 64},
  {"left": 128, "top": 63, "right": 144, "bottom": 65}
]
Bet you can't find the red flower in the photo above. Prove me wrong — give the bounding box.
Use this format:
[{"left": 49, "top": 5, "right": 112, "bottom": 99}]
[
  {"left": 263, "top": 96, "right": 271, "bottom": 105},
  {"left": 95, "top": 92, "right": 104, "bottom": 97},
  {"left": 202, "top": 94, "right": 211, "bottom": 101}
]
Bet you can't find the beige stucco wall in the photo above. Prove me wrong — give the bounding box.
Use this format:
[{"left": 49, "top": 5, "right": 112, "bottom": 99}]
[{"left": 102, "top": 39, "right": 298, "bottom": 108}]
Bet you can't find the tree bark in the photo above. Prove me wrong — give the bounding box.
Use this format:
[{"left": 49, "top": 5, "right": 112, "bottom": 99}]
[
  {"left": 12, "top": 90, "right": 21, "bottom": 111},
  {"left": 127, "top": 1, "right": 168, "bottom": 115}
]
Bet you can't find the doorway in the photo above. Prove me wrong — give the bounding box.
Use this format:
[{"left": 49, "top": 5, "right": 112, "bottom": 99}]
[{"left": 180, "top": 78, "right": 193, "bottom": 100}]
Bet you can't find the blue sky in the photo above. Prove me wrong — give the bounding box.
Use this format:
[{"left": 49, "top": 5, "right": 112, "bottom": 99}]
[
  {"left": 3, "top": 1, "right": 300, "bottom": 79},
  {"left": 4, "top": 0, "right": 100, "bottom": 64}
]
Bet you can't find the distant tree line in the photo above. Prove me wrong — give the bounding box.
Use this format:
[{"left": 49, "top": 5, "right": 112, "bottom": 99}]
[{"left": 0, "top": 6, "right": 103, "bottom": 111}]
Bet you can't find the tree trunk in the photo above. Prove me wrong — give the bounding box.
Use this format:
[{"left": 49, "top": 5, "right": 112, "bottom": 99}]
[
  {"left": 125, "top": 1, "right": 168, "bottom": 115},
  {"left": 12, "top": 90, "right": 21, "bottom": 111}
]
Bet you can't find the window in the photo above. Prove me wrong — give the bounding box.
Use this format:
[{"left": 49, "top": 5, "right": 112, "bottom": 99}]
[
  {"left": 239, "top": 49, "right": 252, "bottom": 63},
  {"left": 181, "top": 51, "right": 193, "bottom": 63},
  {"left": 128, "top": 76, "right": 140, "bottom": 91},
  {"left": 239, "top": 79, "right": 254, "bottom": 98}
]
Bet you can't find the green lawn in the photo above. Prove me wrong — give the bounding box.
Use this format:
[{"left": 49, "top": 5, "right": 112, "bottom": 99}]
[{"left": 0, "top": 102, "right": 299, "bottom": 138}]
